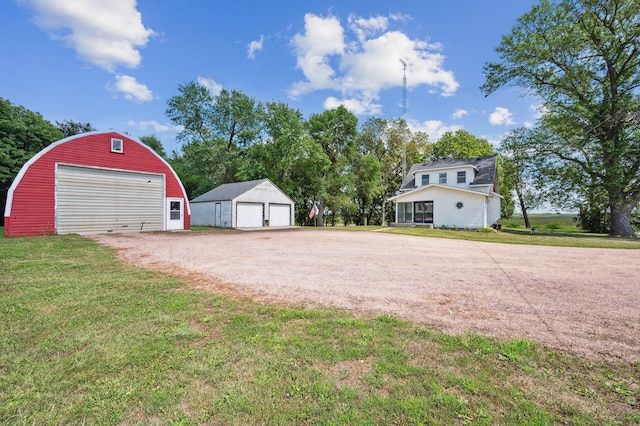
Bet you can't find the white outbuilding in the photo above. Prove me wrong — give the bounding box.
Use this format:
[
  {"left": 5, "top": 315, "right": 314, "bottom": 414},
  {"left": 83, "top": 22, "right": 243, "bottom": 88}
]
[{"left": 190, "top": 178, "right": 295, "bottom": 228}]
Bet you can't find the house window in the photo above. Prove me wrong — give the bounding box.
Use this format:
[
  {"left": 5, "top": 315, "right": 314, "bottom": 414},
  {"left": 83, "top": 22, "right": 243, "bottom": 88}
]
[
  {"left": 111, "top": 138, "right": 123, "bottom": 153},
  {"left": 397, "top": 202, "right": 412, "bottom": 223},
  {"left": 457, "top": 171, "right": 466, "bottom": 183},
  {"left": 439, "top": 173, "right": 447, "bottom": 184},
  {"left": 421, "top": 174, "right": 429, "bottom": 186},
  {"left": 413, "top": 201, "right": 433, "bottom": 223}
]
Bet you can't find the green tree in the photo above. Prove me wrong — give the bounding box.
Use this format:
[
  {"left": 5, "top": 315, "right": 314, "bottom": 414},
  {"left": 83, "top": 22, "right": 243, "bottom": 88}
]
[
  {"left": 499, "top": 128, "right": 544, "bottom": 228},
  {"left": 356, "top": 118, "right": 430, "bottom": 225},
  {"left": 237, "top": 101, "right": 307, "bottom": 193},
  {"left": 0, "top": 98, "right": 63, "bottom": 225},
  {"left": 165, "top": 83, "right": 263, "bottom": 189},
  {"left": 482, "top": 0, "right": 640, "bottom": 237},
  {"left": 307, "top": 106, "right": 358, "bottom": 226},
  {"left": 165, "top": 81, "right": 214, "bottom": 143},
  {"left": 139, "top": 135, "right": 167, "bottom": 159},
  {"left": 351, "top": 153, "right": 384, "bottom": 225},
  {"left": 55, "top": 119, "right": 96, "bottom": 138},
  {"left": 428, "top": 130, "right": 495, "bottom": 161}
]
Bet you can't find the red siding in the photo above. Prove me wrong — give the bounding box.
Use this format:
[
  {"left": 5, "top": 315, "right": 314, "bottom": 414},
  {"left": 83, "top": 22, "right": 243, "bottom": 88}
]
[{"left": 4, "top": 132, "right": 190, "bottom": 236}]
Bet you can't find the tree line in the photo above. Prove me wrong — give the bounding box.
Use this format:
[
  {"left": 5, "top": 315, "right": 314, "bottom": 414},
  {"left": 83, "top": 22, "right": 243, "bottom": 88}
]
[
  {"left": 0, "top": 93, "right": 507, "bottom": 228},
  {"left": 163, "top": 82, "right": 514, "bottom": 226}
]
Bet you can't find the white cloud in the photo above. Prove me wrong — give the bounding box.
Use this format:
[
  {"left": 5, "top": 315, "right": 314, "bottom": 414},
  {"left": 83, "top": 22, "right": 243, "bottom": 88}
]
[
  {"left": 112, "top": 74, "right": 152, "bottom": 102},
  {"left": 247, "top": 35, "right": 264, "bottom": 59},
  {"left": 25, "top": 0, "right": 155, "bottom": 72},
  {"left": 127, "top": 120, "right": 181, "bottom": 133},
  {"left": 197, "top": 76, "right": 223, "bottom": 96},
  {"left": 530, "top": 103, "right": 548, "bottom": 119},
  {"left": 452, "top": 108, "right": 468, "bottom": 119},
  {"left": 289, "top": 13, "right": 458, "bottom": 110},
  {"left": 411, "top": 120, "right": 462, "bottom": 142},
  {"left": 348, "top": 14, "right": 388, "bottom": 43},
  {"left": 290, "top": 13, "right": 345, "bottom": 97},
  {"left": 323, "top": 96, "right": 382, "bottom": 115},
  {"left": 489, "top": 107, "right": 515, "bottom": 125}
]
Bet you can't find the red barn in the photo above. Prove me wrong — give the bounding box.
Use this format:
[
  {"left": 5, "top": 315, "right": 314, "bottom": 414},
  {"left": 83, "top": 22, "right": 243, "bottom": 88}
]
[{"left": 4, "top": 131, "right": 190, "bottom": 236}]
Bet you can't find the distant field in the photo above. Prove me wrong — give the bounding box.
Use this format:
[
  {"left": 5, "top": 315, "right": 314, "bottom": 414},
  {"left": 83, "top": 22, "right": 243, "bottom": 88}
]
[{"left": 499, "top": 213, "right": 578, "bottom": 229}]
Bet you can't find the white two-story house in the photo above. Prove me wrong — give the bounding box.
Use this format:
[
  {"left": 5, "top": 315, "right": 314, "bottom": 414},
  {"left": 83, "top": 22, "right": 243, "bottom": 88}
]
[{"left": 389, "top": 155, "right": 502, "bottom": 229}]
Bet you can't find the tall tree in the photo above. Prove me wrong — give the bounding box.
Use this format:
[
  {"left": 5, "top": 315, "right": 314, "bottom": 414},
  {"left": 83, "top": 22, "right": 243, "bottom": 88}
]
[
  {"left": 482, "top": 0, "right": 640, "bottom": 237},
  {"left": 0, "top": 98, "right": 63, "bottom": 225},
  {"left": 55, "top": 119, "right": 96, "bottom": 138},
  {"left": 165, "top": 83, "right": 263, "bottom": 188},
  {"left": 356, "top": 118, "right": 430, "bottom": 225},
  {"left": 428, "top": 130, "right": 495, "bottom": 161},
  {"left": 139, "top": 135, "right": 167, "bottom": 159},
  {"left": 499, "top": 128, "right": 544, "bottom": 228},
  {"left": 165, "top": 82, "right": 214, "bottom": 143},
  {"left": 237, "top": 101, "right": 307, "bottom": 192},
  {"left": 307, "top": 106, "right": 358, "bottom": 226}
]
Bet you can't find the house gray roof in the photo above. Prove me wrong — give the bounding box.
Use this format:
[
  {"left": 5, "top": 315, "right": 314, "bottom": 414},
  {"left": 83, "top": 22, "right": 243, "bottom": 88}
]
[
  {"left": 399, "top": 155, "right": 498, "bottom": 191},
  {"left": 191, "top": 178, "right": 269, "bottom": 203}
]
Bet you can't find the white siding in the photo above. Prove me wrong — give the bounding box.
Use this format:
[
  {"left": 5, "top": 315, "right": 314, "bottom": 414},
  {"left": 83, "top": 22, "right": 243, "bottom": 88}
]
[
  {"left": 236, "top": 181, "right": 293, "bottom": 204},
  {"left": 392, "top": 186, "right": 489, "bottom": 228},
  {"left": 487, "top": 194, "right": 501, "bottom": 226},
  {"left": 190, "top": 200, "right": 232, "bottom": 227},
  {"left": 190, "top": 202, "right": 214, "bottom": 226},
  {"left": 56, "top": 165, "right": 165, "bottom": 234},
  {"left": 427, "top": 187, "right": 486, "bottom": 228}
]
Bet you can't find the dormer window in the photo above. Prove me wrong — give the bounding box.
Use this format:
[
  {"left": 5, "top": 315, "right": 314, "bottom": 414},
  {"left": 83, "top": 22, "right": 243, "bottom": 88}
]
[
  {"left": 111, "top": 138, "right": 123, "bottom": 153},
  {"left": 439, "top": 173, "right": 447, "bottom": 184},
  {"left": 457, "top": 171, "right": 466, "bottom": 183},
  {"left": 421, "top": 174, "right": 429, "bottom": 186}
]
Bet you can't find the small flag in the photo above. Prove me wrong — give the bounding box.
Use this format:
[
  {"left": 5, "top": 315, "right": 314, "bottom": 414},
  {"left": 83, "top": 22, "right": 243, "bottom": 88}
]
[{"left": 309, "top": 203, "right": 319, "bottom": 219}]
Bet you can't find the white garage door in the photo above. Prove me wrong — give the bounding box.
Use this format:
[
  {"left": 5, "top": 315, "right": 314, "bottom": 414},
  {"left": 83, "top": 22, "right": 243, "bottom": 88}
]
[
  {"left": 56, "top": 165, "right": 165, "bottom": 234},
  {"left": 236, "top": 202, "right": 263, "bottom": 228},
  {"left": 269, "top": 204, "right": 291, "bottom": 226}
]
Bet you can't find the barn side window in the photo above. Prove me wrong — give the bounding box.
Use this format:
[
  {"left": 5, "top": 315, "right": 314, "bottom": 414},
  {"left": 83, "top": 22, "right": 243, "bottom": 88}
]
[{"left": 111, "top": 138, "right": 123, "bottom": 153}]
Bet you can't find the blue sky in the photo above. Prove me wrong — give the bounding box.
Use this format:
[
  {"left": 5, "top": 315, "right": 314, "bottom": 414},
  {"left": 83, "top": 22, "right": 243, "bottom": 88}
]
[{"left": 1, "top": 0, "right": 541, "bottom": 154}]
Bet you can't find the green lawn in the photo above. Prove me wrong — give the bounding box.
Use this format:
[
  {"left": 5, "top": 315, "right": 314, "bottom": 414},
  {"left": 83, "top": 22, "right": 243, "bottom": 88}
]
[{"left": 1, "top": 232, "right": 638, "bottom": 424}]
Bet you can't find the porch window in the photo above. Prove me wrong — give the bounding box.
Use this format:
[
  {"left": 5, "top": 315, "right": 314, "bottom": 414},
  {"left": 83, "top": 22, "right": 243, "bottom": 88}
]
[
  {"left": 457, "top": 171, "right": 466, "bottom": 183},
  {"left": 397, "top": 202, "right": 412, "bottom": 223},
  {"left": 414, "top": 201, "right": 433, "bottom": 223},
  {"left": 439, "top": 173, "right": 447, "bottom": 184}
]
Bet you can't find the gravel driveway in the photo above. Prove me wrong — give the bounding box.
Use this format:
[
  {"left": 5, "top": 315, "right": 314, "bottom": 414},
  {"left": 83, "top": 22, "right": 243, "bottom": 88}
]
[{"left": 91, "top": 229, "right": 640, "bottom": 362}]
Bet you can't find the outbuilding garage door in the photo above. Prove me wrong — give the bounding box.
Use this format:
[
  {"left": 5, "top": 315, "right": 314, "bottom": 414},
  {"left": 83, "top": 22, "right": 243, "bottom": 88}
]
[
  {"left": 56, "top": 165, "right": 165, "bottom": 234},
  {"left": 236, "top": 202, "right": 263, "bottom": 228},
  {"left": 269, "top": 204, "right": 291, "bottom": 226}
]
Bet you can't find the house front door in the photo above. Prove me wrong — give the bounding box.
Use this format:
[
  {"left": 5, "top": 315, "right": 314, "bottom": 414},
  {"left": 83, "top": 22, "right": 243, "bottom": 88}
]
[{"left": 414, "top": 201, "right": 433, "bottom": 223}]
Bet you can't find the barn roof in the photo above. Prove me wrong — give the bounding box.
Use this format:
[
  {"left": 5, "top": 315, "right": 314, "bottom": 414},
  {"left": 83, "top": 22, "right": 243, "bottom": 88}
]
[{"left": 191, "top": 179, "right": 271, "bottom": 203}]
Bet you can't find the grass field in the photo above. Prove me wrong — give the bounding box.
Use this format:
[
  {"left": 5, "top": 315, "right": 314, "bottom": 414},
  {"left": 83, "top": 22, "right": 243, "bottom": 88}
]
[{"left": 1, "top": 231, "right": 639, "bottom": 424}]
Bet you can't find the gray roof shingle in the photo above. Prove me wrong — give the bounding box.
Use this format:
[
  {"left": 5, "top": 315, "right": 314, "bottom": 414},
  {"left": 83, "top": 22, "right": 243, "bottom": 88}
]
[
  {"left": 191, "top": 178, "right": 269, "bottom": 202},
  {"left": 400, "top": 155, "right": 497, "bottom": 191}
]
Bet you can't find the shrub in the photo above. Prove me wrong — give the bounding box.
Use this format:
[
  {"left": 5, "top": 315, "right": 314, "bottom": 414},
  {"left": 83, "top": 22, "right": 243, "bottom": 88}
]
[
  {"left": 478, "top": 227, "right": 496, "bottom": 233},
  {"left": 543, "top": 222, "right": 563, "bottom": 230}
]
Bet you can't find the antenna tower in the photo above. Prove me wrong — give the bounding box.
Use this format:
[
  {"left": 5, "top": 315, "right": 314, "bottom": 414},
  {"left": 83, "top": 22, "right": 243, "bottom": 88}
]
[{"left": 399, "top": 59, "right": 407, "bottom": 177}]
